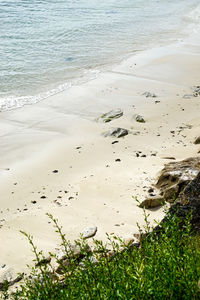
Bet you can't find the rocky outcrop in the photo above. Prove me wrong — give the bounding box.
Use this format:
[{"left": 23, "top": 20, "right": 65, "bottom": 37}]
[
  {"left": 140, "top": 157, "right": 200, "bottom": 209},
  {"left": 97, "top": 109, "right": 123, "bottom": 123},
  {"left": 157, "top": 171, "right": 200, "bottom": 234},
  {"left": 155, "top": 157, "right": 200, "bottom": 202},
  {"left": 103, "top": 127, "right": 128, "bottom": 138}
]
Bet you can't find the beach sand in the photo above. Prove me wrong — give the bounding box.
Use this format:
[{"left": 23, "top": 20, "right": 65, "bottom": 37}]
[{"left": 0, "top": 34, "right": 200, "bottom": 274}]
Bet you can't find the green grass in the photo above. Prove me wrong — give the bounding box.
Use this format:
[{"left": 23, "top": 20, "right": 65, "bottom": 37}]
[{"left": 2, "top": 211, "right": 200, "bottom": 300}]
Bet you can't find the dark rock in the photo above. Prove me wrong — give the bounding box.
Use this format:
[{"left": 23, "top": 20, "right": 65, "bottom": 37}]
[
  {"left": 194, "top": 136, "right": 200, "bottom": 145},
  {"left": 112, "top": 141, "right": 119, "bottom": 145},
  {"left": 97, "top": 109, "right": 123, "bottom": 123},
  {"left": 155, "top": 157, "right": 200, "bottom": 203},
  {"left": 36, "top": 256, "right": 51, "bottom": 267},
  {"left": 135, "top": 114, "right": 145, "bottom": 123},
  {"left": 103, "top": 127, "right": 128, "bottom": 138},
  {"left": 142, "top": 91, "right": 157, "bottom": 98},
  {"left": 139, "top": 197, "right": 164, "bottom": 209},
  {"left": 115, "top": 159, "right": 121, "bottom": 162},
  {"left": 193, "top": 86, "right": 200, "bottom": 96},
  {"left": 156, "top": 171, "right": 200, "bottom": 234},
  {"left": 53, "top": 170, "right": 58, "bottom": 173}
]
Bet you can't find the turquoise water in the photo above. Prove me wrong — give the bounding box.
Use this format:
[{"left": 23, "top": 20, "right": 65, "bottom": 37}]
[{"left": 0, "top": 0, "right": 199, "bottom": 110}]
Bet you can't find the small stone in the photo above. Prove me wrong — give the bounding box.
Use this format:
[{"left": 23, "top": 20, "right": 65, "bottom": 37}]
[
  {"left": 135, "top": 114, "right": 145, "bottom": 123},
  {"left": 97, "top": 109, "right": 123, "bottom": 123},
  {"left": 115, "top": 159, "right": 121, "bottom": 162},
  {"left": 142, "top": 91, "right": 157, "bottom": 98},
  {"left": 194, "top": 137, "right": 200, "bottom": 145},
  {"left": 82, "top": 226, "right": 97, "bottom": 239},
  {"left": 112, "top": 141, "right": 119, "bottom": 145},
  {"left": 53, "top": 170, "right": 58, "bottom": 173},
  {"left": 151, "top": 153, "right": 157, "bottom": 156},
  {"left": 103, "top": 127, "right": 128, "bottom": 138},
  {"left": 40, "top": 196, "right": 46, "bottom": 199}
]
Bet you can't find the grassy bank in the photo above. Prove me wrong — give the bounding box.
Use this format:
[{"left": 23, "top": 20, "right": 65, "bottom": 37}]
[{"left": 2, "top": 211, "right": 200, "bottom": 299}]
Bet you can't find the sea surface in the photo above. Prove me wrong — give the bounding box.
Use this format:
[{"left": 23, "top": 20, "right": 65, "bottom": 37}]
[{"left": 0, "top": 0, "right": 200, "bottom": 111}]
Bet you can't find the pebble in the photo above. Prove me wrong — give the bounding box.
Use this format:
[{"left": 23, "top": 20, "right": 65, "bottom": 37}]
[{"left": 82, "top": 226, "right": 97, "bottom": 239}]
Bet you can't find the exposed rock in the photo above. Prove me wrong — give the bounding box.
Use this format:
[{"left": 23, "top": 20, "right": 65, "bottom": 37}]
[
  {"left": 82, "top": 226, "right": 97, "bottom": 239},
  {"left": 97, "top": 109, "right": 123, "bottom": 123},
  {"left": 134, "top": 114, "right": 145, "bottom": 123},
  {"left": 194, "top": 136, "right": 200, "bottom": 145},
  {"left": 35, "top": 256, "right": 51, "bottom": 267},
  {"left": 0, "top": 267, "right": 23, "bottom": 290},
  {"left": 57, "top": 244, "right": 91, "bottom": 261},
  {"left": 139, "top": 197, "right": 164, "bottom": 209},
  {"left": 156, "top": 171, "right": 200, "bottom": 234},
  {"left": 103, "top": 127, "right": 128, "bottom": 138},
  {"left": 142, "top": 91, "right": 157, "bottom": 98},
  {"left": 155, "top": 157, "right": 200, "bottom": 202}
]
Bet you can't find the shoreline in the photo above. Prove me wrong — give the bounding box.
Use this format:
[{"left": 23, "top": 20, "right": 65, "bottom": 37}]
[{"left": 0, "top": 33, "right": 200, "bottom": 274}]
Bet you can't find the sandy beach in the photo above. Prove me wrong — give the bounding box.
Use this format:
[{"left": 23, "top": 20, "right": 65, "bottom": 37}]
[{"left": 1, "top": 34, "right": 200, "bottom": 275}]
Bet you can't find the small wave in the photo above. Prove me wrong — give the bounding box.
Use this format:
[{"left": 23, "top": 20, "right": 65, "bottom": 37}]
[{"left": 0, "top": 69, "right": 100, "bottom": 112}]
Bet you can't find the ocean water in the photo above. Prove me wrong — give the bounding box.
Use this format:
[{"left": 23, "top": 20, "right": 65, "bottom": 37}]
[{"left": 0, "top": 0, "right": 200, "bottom": 111}]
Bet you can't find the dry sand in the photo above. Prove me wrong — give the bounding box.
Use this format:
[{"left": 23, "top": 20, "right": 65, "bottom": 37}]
[{"left": 0, "top": 34, "right": 200, "bottom": 274}]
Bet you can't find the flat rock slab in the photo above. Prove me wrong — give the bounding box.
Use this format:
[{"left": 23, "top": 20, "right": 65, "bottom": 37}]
[
  {"left": 82, "top": 226, "right": 97, "bottom": 239},
  {"left": 139, "top": 197, "right": 164, "bottom": 209},
  {"left": 103, "top": 127, "right": 128, "bottom": 138},
  {"left": 97, "top": 109, "right": 123, "bottom": 123}
]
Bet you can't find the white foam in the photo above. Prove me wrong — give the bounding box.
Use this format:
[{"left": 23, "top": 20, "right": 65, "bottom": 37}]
[{"left": 0, "top": 69, "right": 100, "bottom": 112}]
